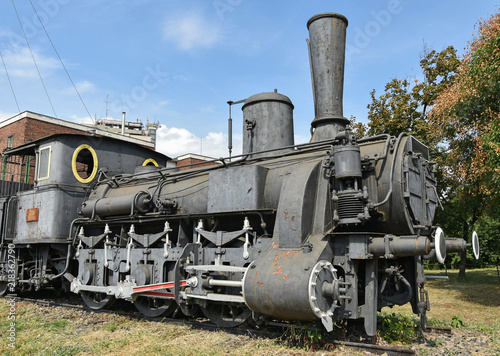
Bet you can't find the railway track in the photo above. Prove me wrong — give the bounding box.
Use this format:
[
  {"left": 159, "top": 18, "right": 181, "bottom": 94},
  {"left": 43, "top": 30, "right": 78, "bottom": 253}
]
[{"left": 10, "top": 292, "right": 424, "bottom": 356}]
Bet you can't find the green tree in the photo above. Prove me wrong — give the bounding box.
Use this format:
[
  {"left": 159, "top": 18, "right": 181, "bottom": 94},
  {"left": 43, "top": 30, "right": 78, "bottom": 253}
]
[
  {"left": 474, "top": 215, "right": 500, "bottom": 266},
  {"left": 430, "top": 11, "right": 500, "bottom": 276},
  {"left": 366, "top": 46, "right": 462, "bottom": 257},
  {"left": 367, "top": 45, "right": 461, "bottom": 151},
  {"left": 349, "top": 115, "right": 368, "bottom": 138}
]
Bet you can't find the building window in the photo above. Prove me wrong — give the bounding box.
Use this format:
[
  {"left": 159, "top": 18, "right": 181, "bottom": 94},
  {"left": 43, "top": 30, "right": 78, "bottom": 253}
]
[
  {"left": 37, "top": 146, "right": 51, "bottom": 181},
  {"left": 6, "top": 135, "right": 14, "bottom": 149}
]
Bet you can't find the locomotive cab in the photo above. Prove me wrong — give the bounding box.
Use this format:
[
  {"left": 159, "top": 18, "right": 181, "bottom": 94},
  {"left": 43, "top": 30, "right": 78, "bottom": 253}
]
[
  {"left": 0, "top": 133, "right": 170, "bottom": 293},
  {"left": 4, "top": 134, "right": 169, "bottom": 244}
]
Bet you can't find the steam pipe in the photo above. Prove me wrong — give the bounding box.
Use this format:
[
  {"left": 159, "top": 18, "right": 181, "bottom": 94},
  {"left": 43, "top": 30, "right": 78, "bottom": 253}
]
[
  {"left": 227, "top": 98, "right": 246, "bottom": 160},
  {"left": 49, "top": 217, "right": 89, "bottom": 280}
]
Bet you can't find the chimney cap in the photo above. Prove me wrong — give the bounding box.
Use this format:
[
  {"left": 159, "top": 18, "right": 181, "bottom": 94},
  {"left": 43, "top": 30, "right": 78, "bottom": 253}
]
[{"left": 307, "top": 12, "right": 348, "bottom": 29}]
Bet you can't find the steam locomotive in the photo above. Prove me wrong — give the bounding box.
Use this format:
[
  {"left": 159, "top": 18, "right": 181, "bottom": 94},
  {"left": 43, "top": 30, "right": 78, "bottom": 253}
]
[{"left": 0, "top": 13, "right": 479, "bottom": 336}]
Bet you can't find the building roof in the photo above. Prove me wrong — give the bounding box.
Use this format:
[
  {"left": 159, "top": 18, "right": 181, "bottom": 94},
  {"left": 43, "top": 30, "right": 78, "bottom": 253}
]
[
  {"left": 3, "top": 133, "right": 171, "bottom": 161},
  {"left": 175, "top": 153, "right": 220, "bottom": 162},
  {"left": 0, "top": 111, "right": 155, "bottom": 148}
]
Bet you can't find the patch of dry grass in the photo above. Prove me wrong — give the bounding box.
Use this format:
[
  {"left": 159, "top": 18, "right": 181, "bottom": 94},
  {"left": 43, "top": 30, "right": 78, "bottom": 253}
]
[
  {"left": 0, "top": 268, "right": 496, "bottom": 355},
  {"left": 0, "top": 301, "right": 342, "bottom": 355},
  {"left": 383, "top": 268, "right": 500, "bottom": 332}
]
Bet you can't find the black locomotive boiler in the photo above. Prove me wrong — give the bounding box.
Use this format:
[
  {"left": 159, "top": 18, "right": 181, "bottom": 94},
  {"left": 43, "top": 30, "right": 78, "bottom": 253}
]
[{"left": 0, "top": 12, "right": 479, "bottom": 336}]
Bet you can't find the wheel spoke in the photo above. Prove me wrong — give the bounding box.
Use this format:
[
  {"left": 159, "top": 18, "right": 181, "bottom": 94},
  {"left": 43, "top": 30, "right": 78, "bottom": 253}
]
[
  {"left": 0, "top": 282, "right": 9, "bottom": 296},
  {"left": 134, "top": 296, "right": 176, "bottom": 317},
  {"left": 201, "top": 302, "right": 252, "bottom": 328},
  {"left": 81, "top": 291, "right": 115, "bottom": 310}
]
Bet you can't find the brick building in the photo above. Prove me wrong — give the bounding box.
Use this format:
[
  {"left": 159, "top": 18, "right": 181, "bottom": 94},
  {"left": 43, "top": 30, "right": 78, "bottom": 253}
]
[
  {"left": 0, "top": 111, "right": 218, "bottom": 189},
  {"left": 175, "top": 153, "right": 220, "bottom": 171},
  {"left": 0, "top": 111, "right": 157, "bottom": 153},
  {"left": 0, "top": 111, "right": 162, "bottom": 194}
]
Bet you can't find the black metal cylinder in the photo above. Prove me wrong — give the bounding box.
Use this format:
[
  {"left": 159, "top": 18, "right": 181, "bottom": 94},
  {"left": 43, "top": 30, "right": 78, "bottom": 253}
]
[
  {"left": 241, "top": 91, "right": 294, "bottom": 158},
  {"left": 307, "top": 13, "right": 349, "bottom": 141},
  {"left": 334, "top": 145, "right": 362, "bottom": 179},
  {"left": 369, "top": 235, "right": 432, "bottom": 257}
]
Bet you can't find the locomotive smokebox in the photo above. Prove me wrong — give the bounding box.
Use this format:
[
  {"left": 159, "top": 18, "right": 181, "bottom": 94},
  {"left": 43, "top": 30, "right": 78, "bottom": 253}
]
[
  {"left": 307, "top": 13, "right": 349, "bottom": 141},
  {"left": 241, "top": 90, "right": 294, "bottom": 158}
]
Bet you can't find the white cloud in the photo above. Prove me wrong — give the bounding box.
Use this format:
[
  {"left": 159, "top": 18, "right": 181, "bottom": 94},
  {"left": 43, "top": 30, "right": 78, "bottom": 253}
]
[
  {"left": 1, "top": 46, "right": 59, "bottom": 79},
  {"left": 294, "top": 134, "right": 310, "bottom": 145},
  {"left": 75, "top": 80, "right": 95, "bottom": 93},
  {"left": 162, "top": 13, "right": 223, "bottom": 50},
  {"left": 0, "top": 110, "right": 16, "bottom": 122},
  {"left": 61, "top": 79, "right": 95, "bottom": 96},
  {"left": 68, "top": 114, "right": 96, "bottom": 125},
  {"left": 156, "top": 125, "right": 241, "bottom": 158}
]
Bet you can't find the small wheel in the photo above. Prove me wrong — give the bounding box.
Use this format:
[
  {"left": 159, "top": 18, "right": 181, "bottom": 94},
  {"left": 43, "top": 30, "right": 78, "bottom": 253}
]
[
  {"left": 201, "top": 302, "right": 252, "bottom": 328},
  {"left": 81, "top": 291, "right": 115, "bottom": 310},
  {"left": 134, "top": 296, "right": 176, "bottom": 317}
]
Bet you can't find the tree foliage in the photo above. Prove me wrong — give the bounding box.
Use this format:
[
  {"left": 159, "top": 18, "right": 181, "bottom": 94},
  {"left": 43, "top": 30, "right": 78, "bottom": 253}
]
[
  {"left": 366, "top": 45, "right": 461, "bottom": 150},
  {"left": 430, "top": 11, "right": 500, "bottom": 206},
  {"left": 365, "top": 10, "right": 500, "bottom": 271},
  {"left": 429, "top": 12, "right": 500, "bottom": 273},
  {"left": 349, "top": 115, "right": 368, "bottom": 138}
]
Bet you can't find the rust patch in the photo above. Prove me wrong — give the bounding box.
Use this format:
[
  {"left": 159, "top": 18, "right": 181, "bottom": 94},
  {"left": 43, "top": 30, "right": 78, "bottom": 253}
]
[
  {"left": 257, "top": 281, "right": 263, "bottom": 286},
  {"left": 291, "top": 215, "right": 295, "bottom": 222},
  {"left": 26, "top": 208, "right": 39, "bottom": 222},
  {"left": 282, "top": 275, "right": 289, "bottom": 280},
  {"left": 272, "top": 242, "right": 279, "bottom": 249},
  {"left": 284, "top": 251, "right": 296, "bottom": 258},
  {"left": 273, "top": 265, "right": 282, "bottom": 275},
  {"left": 273, "top": 254, "right": 280, "bottom": 263},
  {"left": 284, "top": 210, "right": 289, "bottom": 219}
]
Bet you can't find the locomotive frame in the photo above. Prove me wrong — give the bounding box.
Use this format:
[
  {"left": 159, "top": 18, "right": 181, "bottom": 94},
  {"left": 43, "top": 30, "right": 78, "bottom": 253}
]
[{"left": 0, "top": 12, "right": 479, "bottom": 336}]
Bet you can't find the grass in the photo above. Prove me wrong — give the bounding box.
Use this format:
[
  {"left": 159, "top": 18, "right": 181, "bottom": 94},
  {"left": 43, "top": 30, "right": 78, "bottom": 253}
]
[
  {"left": 379, "top": 268, "right": 500, "bottom": 354},
  {"left": 382, "top": 268, "right": 500, "bottom": 333},
  {"left": 0, "top": 302, "right": 309, "bottom": 356},
  {"left": 0, "top": 268, "right": 497, "bottom": 355}
]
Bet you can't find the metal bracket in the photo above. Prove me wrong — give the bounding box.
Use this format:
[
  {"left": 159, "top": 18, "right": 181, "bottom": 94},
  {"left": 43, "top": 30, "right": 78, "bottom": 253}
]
[
  {"left": 128, "top": 223, "right": 168, "bottom": 248},
  {"left": 77, "top": 225, "right": 108, "bottom": 248}
]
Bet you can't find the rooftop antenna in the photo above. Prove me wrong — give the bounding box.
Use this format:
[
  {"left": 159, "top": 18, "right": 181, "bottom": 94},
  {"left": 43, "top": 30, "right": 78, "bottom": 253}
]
[{"left": 105, "top": 94, "right": 109, "bottom": 118}]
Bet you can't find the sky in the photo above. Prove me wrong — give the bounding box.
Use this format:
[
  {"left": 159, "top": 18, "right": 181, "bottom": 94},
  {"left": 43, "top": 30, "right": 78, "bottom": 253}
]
[{"left": 0, "top": 0, "right": 498, "bottom": 159}]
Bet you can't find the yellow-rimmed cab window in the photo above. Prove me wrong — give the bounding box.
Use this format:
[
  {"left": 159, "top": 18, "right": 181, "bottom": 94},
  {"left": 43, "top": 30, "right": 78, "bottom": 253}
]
[
  {"left": 37, "top": 146, "right": 51, "bottom": 181},
  {"left": 142, "top": 158, "right": 159, "bottom": 167},
  {"left": 72, "top": 144, "right": 98, "bottom": 183}
]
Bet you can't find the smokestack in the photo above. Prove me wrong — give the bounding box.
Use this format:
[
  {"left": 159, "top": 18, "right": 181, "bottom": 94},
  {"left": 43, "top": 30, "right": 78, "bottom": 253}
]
[{"left": 307, "top": 13, "right": 349, "bottom": 142}]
